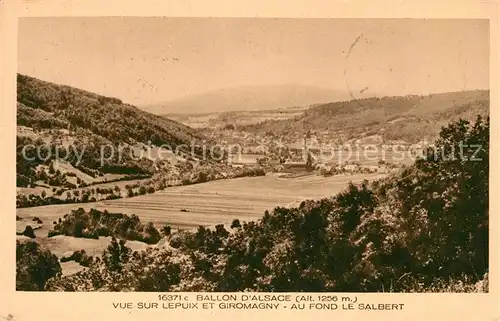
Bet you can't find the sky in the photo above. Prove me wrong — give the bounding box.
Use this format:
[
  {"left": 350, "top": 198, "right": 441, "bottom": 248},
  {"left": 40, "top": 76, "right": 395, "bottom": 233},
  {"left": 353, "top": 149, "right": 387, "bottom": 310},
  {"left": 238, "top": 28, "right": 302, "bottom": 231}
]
[{"left": 18, "top": 17, "right": 489, "bottom": 106}]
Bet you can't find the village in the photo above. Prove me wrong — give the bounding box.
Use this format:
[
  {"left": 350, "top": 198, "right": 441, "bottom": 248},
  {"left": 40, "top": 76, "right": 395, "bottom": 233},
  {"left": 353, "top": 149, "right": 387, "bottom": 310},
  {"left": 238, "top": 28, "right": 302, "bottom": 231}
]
[{"left": 222, "top": 128, "right": 427, "bottom": 176}]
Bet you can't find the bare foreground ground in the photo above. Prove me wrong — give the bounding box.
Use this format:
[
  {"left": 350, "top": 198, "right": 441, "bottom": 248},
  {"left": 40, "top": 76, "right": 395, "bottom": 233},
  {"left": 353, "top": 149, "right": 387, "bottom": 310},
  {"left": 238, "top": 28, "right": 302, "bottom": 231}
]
[{"left": 17, "top": 173, "right": 387, "bottom": 275}]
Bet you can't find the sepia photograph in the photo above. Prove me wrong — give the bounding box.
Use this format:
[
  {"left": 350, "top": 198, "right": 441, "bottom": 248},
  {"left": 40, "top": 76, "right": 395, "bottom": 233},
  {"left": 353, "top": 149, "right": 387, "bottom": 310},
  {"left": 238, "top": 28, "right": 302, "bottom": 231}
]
[{"left": 14, "top": 16, "right": 490, "bottom": 295}]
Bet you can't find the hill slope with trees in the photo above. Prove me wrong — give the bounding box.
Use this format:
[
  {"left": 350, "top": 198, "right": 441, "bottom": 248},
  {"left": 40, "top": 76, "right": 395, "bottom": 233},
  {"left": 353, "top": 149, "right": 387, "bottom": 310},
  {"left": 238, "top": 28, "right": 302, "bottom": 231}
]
[
  {"left": 16, "top": 74, "right": 218, "bottom": 188},
  {"left": 242, "top": 90, "right": 489, "bottom": 144}
]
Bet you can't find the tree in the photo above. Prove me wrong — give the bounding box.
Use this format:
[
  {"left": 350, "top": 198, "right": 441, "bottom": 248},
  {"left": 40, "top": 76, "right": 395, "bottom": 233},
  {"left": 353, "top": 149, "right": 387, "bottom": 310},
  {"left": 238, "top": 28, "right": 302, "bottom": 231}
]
[
  {"left": 230, "top": 219, "right": 241, "bottom": 229},
  {"left": 48, "top": 162, "right": 55, "bottom": 174},
  {"left": 38, "top": 168, "right": 48, "bottom": 181},
  {"left": 305, "top": 152, "right": 314, "bottom": 172},
  {"left": 162, "top": 225, "right": 172, "bottom": 236},
  {"left": 22, "top": 225, "right": 36, "bottom": 238},
  {"left": 16, "top": 240, "right": 61, "bottom": 290},
  {"left": 103, "top": 237, "right": 131, "bottom": 273},
  {"left": 144, "top": 222, "right": 161, "bottom": 244}
]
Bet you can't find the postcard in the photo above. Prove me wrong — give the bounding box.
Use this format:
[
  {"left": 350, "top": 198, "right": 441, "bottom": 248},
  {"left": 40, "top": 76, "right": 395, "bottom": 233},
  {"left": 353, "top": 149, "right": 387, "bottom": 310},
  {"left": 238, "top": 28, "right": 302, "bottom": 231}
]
[{"left": 0, "top": 1, "right": 498, "bottom": 321}]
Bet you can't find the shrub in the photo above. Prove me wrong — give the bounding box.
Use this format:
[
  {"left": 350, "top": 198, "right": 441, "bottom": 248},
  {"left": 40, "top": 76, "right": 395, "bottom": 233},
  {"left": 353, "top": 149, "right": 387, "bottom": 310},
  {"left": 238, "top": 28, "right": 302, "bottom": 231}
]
[
  {"left": 17, "top": 225, "right": 36, "bottom": 239},
  {"left": 230, "top": 219, "right": 241, "bottom": 229}
]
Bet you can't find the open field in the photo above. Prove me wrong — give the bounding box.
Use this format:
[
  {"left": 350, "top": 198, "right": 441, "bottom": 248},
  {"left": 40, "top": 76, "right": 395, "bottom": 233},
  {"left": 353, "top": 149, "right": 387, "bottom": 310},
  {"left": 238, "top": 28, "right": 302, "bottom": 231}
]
[
  {"left": 17, "top": 173, "right": 388, "bottom": 274},
  {"left": 17, "top": 173, "right": 388, "bottom": 231}
]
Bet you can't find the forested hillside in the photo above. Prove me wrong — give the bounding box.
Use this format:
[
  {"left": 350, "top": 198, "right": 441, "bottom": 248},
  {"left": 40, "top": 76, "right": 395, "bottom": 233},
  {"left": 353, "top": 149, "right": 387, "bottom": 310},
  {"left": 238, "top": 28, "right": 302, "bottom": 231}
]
[
  {"left": 19, "top": 115, "right": 488, "bottom": 292},
  {"left": 16, "top": 74, "right": 217, "bottom": 188},
  {"left": 243, "top": 90, "right": 489, "bottom": 144}
]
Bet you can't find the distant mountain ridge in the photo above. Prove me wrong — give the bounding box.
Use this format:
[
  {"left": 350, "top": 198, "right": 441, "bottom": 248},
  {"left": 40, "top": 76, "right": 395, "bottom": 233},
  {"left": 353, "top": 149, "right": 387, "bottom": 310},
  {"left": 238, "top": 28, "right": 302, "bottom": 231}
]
[{"left": 141, "top": 84, "right": 361, "bottom": 115}]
